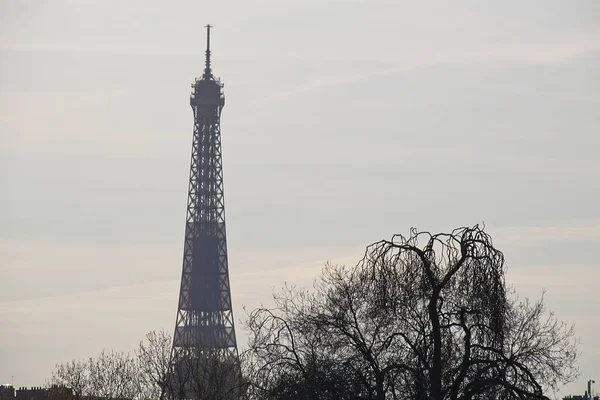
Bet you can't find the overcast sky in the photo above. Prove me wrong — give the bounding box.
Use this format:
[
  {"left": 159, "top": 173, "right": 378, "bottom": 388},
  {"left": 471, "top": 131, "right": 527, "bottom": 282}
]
[{"left": 1, "top": 0, "right": 599, "bottom": 397}]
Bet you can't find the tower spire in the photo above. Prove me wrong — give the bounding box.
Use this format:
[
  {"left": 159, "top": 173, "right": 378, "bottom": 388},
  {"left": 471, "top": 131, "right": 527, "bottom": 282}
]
[{"left": 204, "top": 24, "right": 212, "bottom": 78}]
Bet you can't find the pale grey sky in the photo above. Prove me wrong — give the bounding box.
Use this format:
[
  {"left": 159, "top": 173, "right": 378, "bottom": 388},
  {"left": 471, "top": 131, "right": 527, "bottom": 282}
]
[{"left": 1, "top": 0, "right": 599, "bottom": 397}]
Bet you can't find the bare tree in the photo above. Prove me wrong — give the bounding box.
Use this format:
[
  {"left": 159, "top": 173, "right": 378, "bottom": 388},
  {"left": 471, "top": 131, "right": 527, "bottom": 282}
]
[
  {"left": 51, "top": 359, "right": 89, "bottom": 400},
  {"left": 51, "top": 330, "right": 245, "bottom": 400},
  {"left": 244, "top": 226, "right": 579, "bottom": 400},
  {"left": 137, "top": 330, "right": 172, "bottom": 400},
  {"left": 243, "top": 282, "right": 370, "bottom": 400},
  {"left": 51, "top": 350, "right": 138, "bottom": 400},
  {"left": 87, "top": 349, "right": 138, "bottom": 400}
]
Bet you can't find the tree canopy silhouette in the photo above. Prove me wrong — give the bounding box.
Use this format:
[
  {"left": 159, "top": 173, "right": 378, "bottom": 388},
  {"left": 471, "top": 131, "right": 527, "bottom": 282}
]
[{"left": 244, "top": 226, "right": 578, "bottom": 400}]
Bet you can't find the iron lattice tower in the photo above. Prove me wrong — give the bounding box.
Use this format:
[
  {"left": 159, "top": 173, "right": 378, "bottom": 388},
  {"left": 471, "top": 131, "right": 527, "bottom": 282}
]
[{"left": 172, "top": 25, "right": 237, "bottom": 357}]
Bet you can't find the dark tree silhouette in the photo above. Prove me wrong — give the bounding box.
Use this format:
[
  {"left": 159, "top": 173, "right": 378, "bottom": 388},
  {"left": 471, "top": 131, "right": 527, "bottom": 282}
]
[{"left": 243, "top": 226, "right": 578, "bottom": 400}]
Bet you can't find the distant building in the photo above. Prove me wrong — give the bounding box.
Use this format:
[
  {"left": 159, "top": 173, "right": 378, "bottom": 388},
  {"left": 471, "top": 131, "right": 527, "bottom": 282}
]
[
  {"left": 46, "top": 386, "right": 73, "bottom": 400},
  {"left": 564, "top": 379, "right": 599, "bottom": 400},
  {"left": 0, "top": 386, "right": 15, "bottom": 400},
  {"left": 16, "top": 387, "right": 46, "bottom": 400}
]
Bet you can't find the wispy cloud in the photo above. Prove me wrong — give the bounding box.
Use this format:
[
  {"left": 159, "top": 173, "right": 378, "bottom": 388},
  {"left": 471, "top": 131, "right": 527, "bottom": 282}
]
[
  {"left": 254, "top": 34, "right": 600, "bottom": 106},
  {"left": 495, "top": 221, "right": 600, "bottom": 245}
]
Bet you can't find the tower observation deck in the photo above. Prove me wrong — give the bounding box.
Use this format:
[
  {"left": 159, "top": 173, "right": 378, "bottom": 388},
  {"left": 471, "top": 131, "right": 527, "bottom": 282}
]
[{"left": 172, "top": 25, "right": 237, "bottom": 356}]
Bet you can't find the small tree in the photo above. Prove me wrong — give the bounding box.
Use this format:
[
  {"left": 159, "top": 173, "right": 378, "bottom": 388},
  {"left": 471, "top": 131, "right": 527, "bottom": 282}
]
[
  {"left": 137, "top": 330, "right": 172, "bottom": 400},
  {"left": 243, "top": 285, "right": 367, "bottom": 400},
  {"left": 244, "top": 226, "right": 579, "bottom": 400},
  {"left": 51, "top": 350, "right": 138, "bottom": 400},
  {"left": 87, "top": 349, "right": 138, "bottom": 400},
  {"left": 51, "top": 360, "right": 89, "bottom": 400}
]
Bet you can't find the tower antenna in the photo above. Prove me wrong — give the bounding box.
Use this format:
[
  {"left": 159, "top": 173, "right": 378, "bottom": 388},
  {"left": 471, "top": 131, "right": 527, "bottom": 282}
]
[{"left": 204, "top": 24, "right": 213, "bottom": 78}]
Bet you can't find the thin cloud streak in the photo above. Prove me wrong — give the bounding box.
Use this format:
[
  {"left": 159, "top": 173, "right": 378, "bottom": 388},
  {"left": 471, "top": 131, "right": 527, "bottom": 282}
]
[
  {"left": 254, "top": 36, "right": 600, "bottom": 106},
  {"left": 495, "top": 222, "right": 600, "bottom": 245}
]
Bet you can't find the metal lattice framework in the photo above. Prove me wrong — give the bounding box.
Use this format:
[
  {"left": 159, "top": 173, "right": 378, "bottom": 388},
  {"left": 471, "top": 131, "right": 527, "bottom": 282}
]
[{"left": 172, "top": 25, "right": 237, "bottom": 357}]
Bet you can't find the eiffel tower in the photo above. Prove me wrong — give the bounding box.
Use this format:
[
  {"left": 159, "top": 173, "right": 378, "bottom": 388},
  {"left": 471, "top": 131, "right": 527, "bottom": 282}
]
[{"left": 172, "top": 25, "right": 237, "bottom": 358}]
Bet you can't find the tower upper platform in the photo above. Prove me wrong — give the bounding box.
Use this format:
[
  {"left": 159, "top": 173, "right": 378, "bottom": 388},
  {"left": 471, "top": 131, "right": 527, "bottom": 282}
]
[
  {"left": 190, "top": 25, "right": 224, "bottom": 107},
  {"left": 190, "top": 78, "right": 224, "bottom": 107}
]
